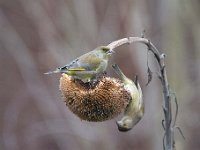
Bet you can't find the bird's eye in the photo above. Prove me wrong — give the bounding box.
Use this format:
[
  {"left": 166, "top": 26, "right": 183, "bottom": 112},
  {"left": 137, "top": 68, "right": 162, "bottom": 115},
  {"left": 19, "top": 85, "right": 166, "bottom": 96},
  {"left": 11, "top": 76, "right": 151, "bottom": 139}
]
[
  {"left": 123, "top": 123, "right": 128, "bottom": 127},
  {"left": 101, "top": 47, "right": 110, "bottom": 52}
]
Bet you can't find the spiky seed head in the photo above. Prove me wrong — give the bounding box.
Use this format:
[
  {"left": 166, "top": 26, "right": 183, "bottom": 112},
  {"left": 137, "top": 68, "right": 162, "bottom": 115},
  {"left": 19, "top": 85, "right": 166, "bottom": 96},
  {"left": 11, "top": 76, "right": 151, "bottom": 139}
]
[{"left": 60, "top": 74, "right": 130, "bottom": 122}]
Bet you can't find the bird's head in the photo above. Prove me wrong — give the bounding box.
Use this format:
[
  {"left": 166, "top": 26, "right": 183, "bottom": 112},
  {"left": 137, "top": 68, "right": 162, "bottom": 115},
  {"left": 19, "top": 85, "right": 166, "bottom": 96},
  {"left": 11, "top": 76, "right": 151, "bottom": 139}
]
[
  {"left": 116, "top": 116, "right": 133, "bottom": 132},
  {"left": 100, "top": 46, "right": 115, "bottom": 56}
]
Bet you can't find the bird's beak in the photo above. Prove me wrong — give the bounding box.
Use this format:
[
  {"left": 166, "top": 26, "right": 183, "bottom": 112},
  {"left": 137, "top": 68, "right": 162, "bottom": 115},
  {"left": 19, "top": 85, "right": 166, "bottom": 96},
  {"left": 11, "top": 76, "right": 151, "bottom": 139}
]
[{"left": 106, "top": 49, "right": 115, "bottom": 55}]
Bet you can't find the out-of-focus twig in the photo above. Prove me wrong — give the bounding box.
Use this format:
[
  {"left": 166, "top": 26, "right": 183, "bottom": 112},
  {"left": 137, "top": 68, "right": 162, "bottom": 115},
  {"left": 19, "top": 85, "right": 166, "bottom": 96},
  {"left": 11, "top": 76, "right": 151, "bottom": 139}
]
[{"left": 107, "top": 37, "right": 177, "bottom": 150}]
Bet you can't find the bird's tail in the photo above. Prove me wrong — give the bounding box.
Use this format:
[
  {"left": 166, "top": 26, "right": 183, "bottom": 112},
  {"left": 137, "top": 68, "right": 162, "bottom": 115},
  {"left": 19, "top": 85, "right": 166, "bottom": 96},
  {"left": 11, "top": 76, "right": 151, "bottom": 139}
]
[
  {"left": 134, "top": 76, "right": 143, "bottom": 110},
  {"left": 44, "top": 68, "right": 60, "bottom": 75},
  {"left": 112, "top": 64, "right": 127, "bottom": 82}
]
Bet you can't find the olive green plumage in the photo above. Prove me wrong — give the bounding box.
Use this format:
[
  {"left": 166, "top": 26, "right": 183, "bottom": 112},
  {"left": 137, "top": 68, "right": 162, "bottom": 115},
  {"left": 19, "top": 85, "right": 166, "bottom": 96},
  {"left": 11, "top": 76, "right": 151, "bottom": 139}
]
[
  {"left": 112, "top": 64, "right": 144, "bottom": 132},
  {"left": 45, "top": 46, "right": 114, "bottom": 82}
]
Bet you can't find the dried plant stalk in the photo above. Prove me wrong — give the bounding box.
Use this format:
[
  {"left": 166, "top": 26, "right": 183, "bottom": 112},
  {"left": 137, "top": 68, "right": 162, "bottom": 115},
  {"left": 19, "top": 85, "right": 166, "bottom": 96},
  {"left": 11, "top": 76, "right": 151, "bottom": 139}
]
[{"left": 107, "top": 37, "right": 175, "bottom": 150}]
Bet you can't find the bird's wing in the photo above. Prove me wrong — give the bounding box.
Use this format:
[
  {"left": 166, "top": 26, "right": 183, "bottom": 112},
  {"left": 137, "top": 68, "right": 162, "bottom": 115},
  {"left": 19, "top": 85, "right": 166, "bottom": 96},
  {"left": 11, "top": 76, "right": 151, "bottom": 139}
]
[{"left": 68, "top": 52, "right": 101, "bottom": 71}]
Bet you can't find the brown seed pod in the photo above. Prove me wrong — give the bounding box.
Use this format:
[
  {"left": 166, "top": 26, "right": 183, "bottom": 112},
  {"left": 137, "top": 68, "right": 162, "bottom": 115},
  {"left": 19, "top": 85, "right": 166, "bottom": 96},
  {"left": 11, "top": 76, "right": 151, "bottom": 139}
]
[{"left": 59, "top": 74, "right": 130, "bottom": 122}]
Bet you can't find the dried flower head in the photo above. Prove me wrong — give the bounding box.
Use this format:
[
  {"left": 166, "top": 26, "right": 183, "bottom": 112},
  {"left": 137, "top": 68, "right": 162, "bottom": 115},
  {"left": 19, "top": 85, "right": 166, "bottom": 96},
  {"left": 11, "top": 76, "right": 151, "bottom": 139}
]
[{"left": 60, "top": 74, "right": 130, "bottom": 122}]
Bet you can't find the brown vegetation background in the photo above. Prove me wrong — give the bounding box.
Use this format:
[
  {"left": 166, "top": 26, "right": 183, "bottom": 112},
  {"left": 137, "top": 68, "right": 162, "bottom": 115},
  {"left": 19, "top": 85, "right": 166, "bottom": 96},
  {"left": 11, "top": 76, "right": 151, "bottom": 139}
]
[{"left": 0, "top": 0, "right": 200, "bottom": 150}]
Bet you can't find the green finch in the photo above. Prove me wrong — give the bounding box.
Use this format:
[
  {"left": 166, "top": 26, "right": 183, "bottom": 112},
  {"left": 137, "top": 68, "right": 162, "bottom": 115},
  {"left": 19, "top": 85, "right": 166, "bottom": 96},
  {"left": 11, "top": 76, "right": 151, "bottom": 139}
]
[
  {"left": 112, "top": 64, "right": 144, "bottom": 132},
  {"left": 45, "top": 46, "right": 114, "bottom": 82}
]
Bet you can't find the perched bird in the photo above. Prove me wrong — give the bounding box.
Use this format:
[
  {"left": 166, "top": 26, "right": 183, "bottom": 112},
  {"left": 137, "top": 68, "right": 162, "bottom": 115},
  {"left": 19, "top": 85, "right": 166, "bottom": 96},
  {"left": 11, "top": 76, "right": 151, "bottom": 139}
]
[
  {"left": 112, "top": 64, "right": 144, "bottom": 132},
  {"left": 45, "top": 46, "right": 114, "bottom": 82}
]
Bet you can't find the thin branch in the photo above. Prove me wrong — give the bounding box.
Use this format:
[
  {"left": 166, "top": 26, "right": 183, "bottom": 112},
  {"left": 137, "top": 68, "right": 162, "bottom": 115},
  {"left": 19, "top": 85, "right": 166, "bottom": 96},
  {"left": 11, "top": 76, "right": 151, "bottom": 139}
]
[
  {"left": 107, "top": 37, "right": 176, "bottom": 150},
  {"left": 146, "top": 50, "right": 153, "bottom": 86},
  {"left": 162, "top": 119, "right": 165, "bottom": 130},
  {"left": 175, "top": 126, "right": 185, "bottom": 140},
  {"left": 170, "top": 91, "right": 178, "bottom": 127},
  {"left": 163, "top": 133, "right": 166, "bottom": 150}
]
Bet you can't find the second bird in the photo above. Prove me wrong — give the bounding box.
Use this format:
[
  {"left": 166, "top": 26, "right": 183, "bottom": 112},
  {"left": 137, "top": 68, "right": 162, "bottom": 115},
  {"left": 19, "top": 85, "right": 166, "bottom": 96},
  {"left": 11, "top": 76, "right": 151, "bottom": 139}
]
[{"left": 112, "top": 64, "right": 144, "bottom": 132}]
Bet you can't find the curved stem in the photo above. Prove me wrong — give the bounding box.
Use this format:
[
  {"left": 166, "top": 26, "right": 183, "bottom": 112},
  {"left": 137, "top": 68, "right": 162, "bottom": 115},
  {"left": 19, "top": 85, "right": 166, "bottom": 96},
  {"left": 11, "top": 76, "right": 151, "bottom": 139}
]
[{"left": 107, "top": 37, "right": 174, "bottom": 150}]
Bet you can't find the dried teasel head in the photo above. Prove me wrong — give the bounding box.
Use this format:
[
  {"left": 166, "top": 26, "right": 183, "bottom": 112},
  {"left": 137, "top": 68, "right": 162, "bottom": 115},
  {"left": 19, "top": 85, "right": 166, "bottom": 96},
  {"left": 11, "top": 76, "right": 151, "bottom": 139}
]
[{"left": 60, "top": 74, "right": 131, "bottom": 122}]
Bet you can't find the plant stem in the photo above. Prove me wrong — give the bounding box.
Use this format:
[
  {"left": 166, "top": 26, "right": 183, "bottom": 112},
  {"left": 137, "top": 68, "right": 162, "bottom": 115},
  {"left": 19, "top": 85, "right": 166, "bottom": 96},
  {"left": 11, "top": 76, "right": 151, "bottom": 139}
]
[{"left": 107, "top": 37, "right": 174, "bottom": 150}]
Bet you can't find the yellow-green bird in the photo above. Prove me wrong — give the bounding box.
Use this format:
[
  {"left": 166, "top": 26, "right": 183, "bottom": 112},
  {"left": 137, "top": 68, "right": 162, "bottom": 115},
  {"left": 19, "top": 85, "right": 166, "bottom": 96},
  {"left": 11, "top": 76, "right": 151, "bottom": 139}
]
[
  {"left": 112, "top": 64, "right": 144, "bottom": 132},
  {"left": 45, "top": 46, "right": 114, "bottom": 83}
]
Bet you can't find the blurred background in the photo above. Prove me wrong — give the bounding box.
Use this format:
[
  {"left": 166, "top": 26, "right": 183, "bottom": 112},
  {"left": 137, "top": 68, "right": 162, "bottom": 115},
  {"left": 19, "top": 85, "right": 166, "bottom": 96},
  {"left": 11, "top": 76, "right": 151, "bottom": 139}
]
[{"left": 0, "top": 0, "right": 200, "bottom": 150}]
